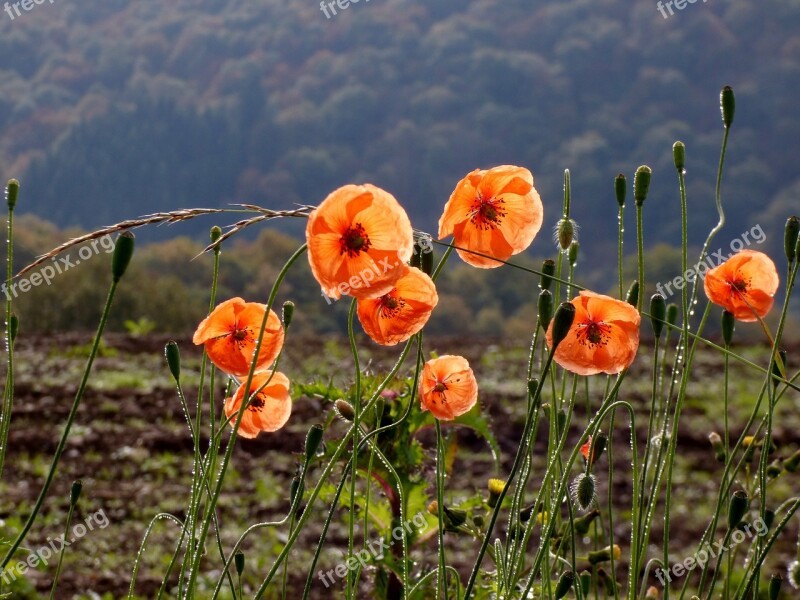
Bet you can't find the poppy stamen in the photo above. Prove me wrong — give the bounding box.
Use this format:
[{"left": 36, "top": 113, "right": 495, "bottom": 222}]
[
  {"left": 469, "top": 193, "right": 507, "bottom": 231},
  {"left": 340, "top": 223, "right": 371, "bottom": 257},
  {"left": 379, "top": 294, "right": 406, "bottom": 319},
  {"left": 248, "top": 395, "right": 265, "bottom": 412},
  {"left": 576, "top": 320, "right": 612, "bottom": 349}
]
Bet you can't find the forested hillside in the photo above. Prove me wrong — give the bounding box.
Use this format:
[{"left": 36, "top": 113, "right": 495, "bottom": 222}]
[{"left": 1, "top": 0, "right": 798, "bottom": 286}]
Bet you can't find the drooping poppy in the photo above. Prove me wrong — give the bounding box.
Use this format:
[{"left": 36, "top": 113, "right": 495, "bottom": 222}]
[
  {"left": 546, "top": 291, "right": 640, "bottom": 376},
  {"left": 306, "top": 184, "right": 414, "bottom": 300},
  {"left": 193, "top": 297, "right": 284, "bottom": 377},
  {"left": 703, "top": 250, "right": 779, "bottom": 322},
  {"left": 419, "top": 355, "right": 478, "bottom": 420},
  {"left": 356, "top": 266, "right": 439, "bottom": 346},
  {"left": 224, "top": 371, "right": 292, "bottom": 438},
  {"left": 438, "top": 165, "right": 543, "bottom": 268},
  {"left": 580, "top": 437, "right": 592, "bottom": 461}
]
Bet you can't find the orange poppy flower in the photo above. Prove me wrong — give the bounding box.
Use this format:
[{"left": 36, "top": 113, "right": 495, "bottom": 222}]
[
  {"left": 546, "top": 291, "right": 640, "bottom": 376},
  {"left": 356, "top": 266, "right": 439, "bottom": 346},
  {"left": 580, "top": 437, "right": 592, "bottom": 461},
  {"left": 193, "top": 297, "right": 284, "bottom": 377},
  {"left": 419, "top": 355, "right": 478, "bottom": 420},
  {"left": 306, "top": 184, "right": 414, "bottom": 300},
  {"left": 703, "top": 250, "right": 779, "bottom": 322},
  {"left": 224, "top": 371, "right": 292, "bottom": 438},
  {"left": 438, "top": 165, "right": 543, "bottom": 268}
]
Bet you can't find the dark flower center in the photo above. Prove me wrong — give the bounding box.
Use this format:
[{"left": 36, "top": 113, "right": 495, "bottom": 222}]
[
  {"left": 379, "top": 293, "right": 405, "bottom": 319},
  {"left": 248, "top": 394, "right": 265, "bottom": 412},
  {"left": 576, "top": 320, "right": 611, "bottom": 349},
  {"left": 340, "top": 223, "right": 371, "bottom": 257},
  {"left": 469, "top": 193, "right": 506, "bottom": 231}
]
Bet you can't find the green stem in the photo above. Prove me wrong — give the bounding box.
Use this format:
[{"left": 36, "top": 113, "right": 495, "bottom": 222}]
[
  {"left": 0, "top": 200, "right": 15, "bottom": 478},
  {"left": 48, "top": 498, "right": 77, "bottom": 600}
]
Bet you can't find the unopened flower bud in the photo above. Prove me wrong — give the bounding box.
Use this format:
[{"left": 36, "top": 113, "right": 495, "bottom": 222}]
[
  {"left": 769, "top": 573, "right": 782, "bottom": 600},
  {"left": 708, "top": 432, "right": 725, "bottom": 462},
  {"left": 555, "top": 570, "right": 575, "bottom": 599},
  {"left": 666, "top": 303, "right": 678, "bottom": 328},
  {"left": 165, "top": 341, "right": 181, "bottom": 382},
  {"left": 538, "top": 289, "right": 554, "bottom": 331},
  {"left": 645, "top": 586, "right": 659, "bottom": 599},
  {"left": 673, "top": 141, "right": 686, "bottom": 172},
  {"left": 574, "top": 508, "right": 600, "bottom": 536},
  {"left": 540, "top": 259, "right": 556, "bottom": 291},
  {"left": 634, "top": 165, "right": 652, "bottom": 207},
  {"left": 571, "top": 473, "right": 596, "bottom": 512},
  {"left": 282, "top": 301, "right": 294, "bottom": 328},
  {"left": 70, "top": 480, "right": 83, "bottom": 506},
  {"left": 6, "top": 179, "right": 19, "bottom": 211},
  {"left": 615, "top": 174, "right": 626, "bottom": 208},
  {"left": 785, "top": 217, "right": 800, "bottom": 263},
  {"left": 527, "top": 378, "right": 539, "bottom": 399},
  {"left": 8, "top": 314, "right": 18, "bottom": 344},
  {"left": 304, "top": 424, "right": 324, "bottom": 463},
  {"left": 112, "top": 231, "right": 135, "bottom": 283},
  {"left": 782, "top": 448, "right": 800, "bottom": 473},
  {"left": 579, "top": 570, "right": 591, "bottom": 595},
  {"left": 550, "top": 302, "right": 576, "bottom": 350},
  {"left": 728, "top": 490, "right": 749, "bottom": 529},
  {"left": 589, "top": 544, "right": 620, "bottom": 565},
  {"left": 650, "top": 294, "right": 666, "bottom": 338},
  {"left": 786, "top": 559, "right": 800, "bottom": 590},
  {"left": 722, "top": 310, "right": 735, "bottom": 347},
  {"left": 235, "top": 551, "right": 245, "bottom": 576},
  {"left": 210, "top": 226, "right": 223, "bottom": 254},
  {"left": 626, "top": 280, "right": 639, "bottom": 307},
  {"left": 721, "top": 85, "right": 735, "bottom": 128},
  {"left": 555, "top": 217, "right": 578, "bottom": 252},
  {"left": 334, "top": 399, "right": 355, "bottom": 421},
  {"left": 487, "top": 478, "right": 505, "bottom": 508},
  {"left": 767, "top": 460, "right": 783, "bottom": 479},
  {"left": 568, "top": 240, "right": 579, "bottom": 267}
]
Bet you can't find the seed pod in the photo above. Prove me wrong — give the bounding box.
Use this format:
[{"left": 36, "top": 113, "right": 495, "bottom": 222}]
[
  {"left": 8, "top": 314, "right": 19, "bottom": 344},
  {"left": 626, "top": 280, "right": 639, "bottom": 307},
  {"left": 234, "top": 551, "right": 245, "bottom": 576},
  {"left": 785, "top": 216, "right": 799, "bottom": 263},
  {"left": 721, "top": 85, "right": 735, "bottom": 128},
  {"left": 527, "top": 378, "right": 539, "bottom": 399},
  {"left": 6, "top": 179, "right": 19, "bottom": 211},
  {"left": 70, "top": 480, "right": 83, "bottom": 506},
  {"left": 769, "top": 573, "right": 782, "bottom": 600},
  {"left": 579, "top": 570, "right": 591, "bottom": 595},
  {"left": 722, "top": 310, "right": 735, "bottom": 347},
  {"left": 165, "top": 341, "right": 181, "bottom": 382},
  {"left": 666, "top": 303, "right": 678, "bottom": 327},
  {"left": 282, "top": 301, "right": 295, "bottom": 328},
  {"left": 568, "top": 240, "right": 579, "bottom": 267}
]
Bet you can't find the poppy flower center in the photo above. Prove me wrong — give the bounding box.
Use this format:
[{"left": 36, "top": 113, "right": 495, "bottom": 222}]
[
  {"left": 576, "top": 320, "right": 612, "bottom": 348},
  {"left": 340, "top": 223, "right": 371, "bottom": 257},
  {"left": 231, "top": 326, "right": 252, "bottom": 348},
  {"left": 469, "top": 194, "right": 506, "bottom": 230},
  {"left": 248, "top": 394, "right": 265, "bottom": 411},
  {"left": 433, "top": 381, "right": 448, "bottom": 395},
  {"left": 379, "top": 294, "right": 406, "bottom": 319},
  {"left": 729, "top": 278, "right": 749, "bottom": 294}
]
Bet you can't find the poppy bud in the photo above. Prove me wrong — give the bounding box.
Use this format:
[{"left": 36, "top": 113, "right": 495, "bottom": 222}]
[
  {"left": 626, "top": 280, "right": 639, "bottom": 307},
  {"left": 555, "top": 217, "right": 578, "bottom": 252},
  {"left": 555, "top": 570, "right": 575, "bottom": 599},
  {"left": 282, "top": 301, "right": 294, "bottom": 328},
  {"left": 728, "top": 490, "right": 749, "bottom": 529},
  {"left": 334, "top": 399, "right": 355, "bottom": 422},
  {"left": 421, "top": 244, "right": 434, "bottom": 276},
  {"left": 782, "top": 448, "right": 800, "bottom": 473},
  {"left": 615, "top": 173, "right": 626, "bottom": 208},
  {"left": 112, "top": 231, "right": 135, "bottom": 283},
  {"left": 769, "top": 573, "right": 782, "bottom": 600},
  {"left": 410, "top": 241, "right": 423, "bottom": 268},
  {"left": 487, "top": 478, "right": 506, "bottom": 508},
  {"left": 6, "top": 179, "right": 19, "bottom": 211},
  {"left": 538, "top": 289, "right": 554, "bottom": 331},
  {"left": 634, "top": 166, "right": 652, "bottom": 207},
  {"left": 234, "top": 551, "right": 245, "bottom": 576},
  {"left": 767, "top": 460, "right": 783, "bottom": 479},
  {"left": 571, "top": 473, "right": 596, "bottom": 511},
  {"left": 165, "top": 341, "right": 181, "bottom": 382},
  {"left": 551, "top": 302, "right": 576, "bottom": 350},
  {"left": 579, "top": 570, "right": 591, "bottom": 595},
  {"left": 650, "top": 294, "right": 667, "bottom": 338},
  {"left": 8, "top": 314, "right": 18, "bottom": 344},
  {"left": 588, "top": 433, "right": 607, "bottom": 468},
  {"left": 210, "top": 226, "right": 222, "bottom": 244},
  {"left": 785, "top": 217, "right": 800, "bottom": 263},
  {"left": 290, "top": 476, "right": 304, "bottom": 507},
  {"left": 574, "top": 508, "right": 600, "bottom": 536},
  {"left": 527, "top": 378, "right": 539, "bottom": 399},
  {"left": 720, "top": 85, "right": 735, "bottom": 128},
  {"left": 540, "top": 259, "right": 556, "bottom": 291},
  {"left": 764, "top": 509, "right": 775, "bottom": 532},
  {"left": 788, "top": 560, "right": 800, "bottom": 590},
  {"left": 666, "top": 303, "right": 678, "bottom": 328},
  {"left": 568, "top": 241, "right": 579, "bottom": 267},
  {"left": 673, "top": 141, "right": 686, "bottom": 172},
  {"left": 70, "top": 480, "right": 83, "bottom": 506},
  {"left": 708, "top": 431, "right": 726, "bottom": 463},
  {"left": 722, "top": 310, "right": 735, "bottom": 347},
  {"left": 772, "top": 349, "right": 787, "bottom": 387},
  {"left": 304, "top": 424, "right": 324, "bottom": 463}
]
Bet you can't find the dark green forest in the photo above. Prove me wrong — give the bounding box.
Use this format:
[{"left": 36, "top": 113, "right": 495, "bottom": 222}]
[{"left": 1, "top": 0, "right": 799, "bottom": 333}]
